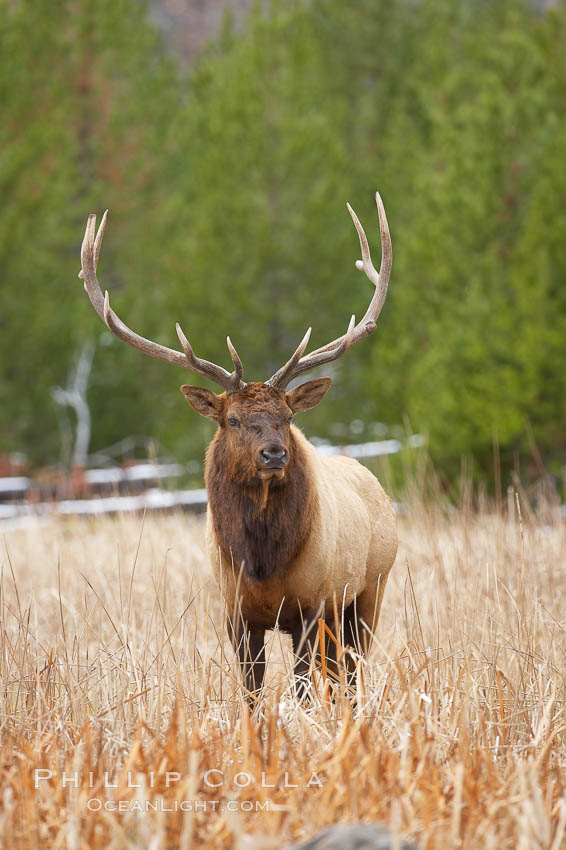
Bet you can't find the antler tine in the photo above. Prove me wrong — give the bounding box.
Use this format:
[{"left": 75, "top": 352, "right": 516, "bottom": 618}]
[
  {"left": 175, "top": 324, "right": 244, "bottom": 393},
  {"left": 351, "top": 191, "right": 392, "bottom": 319},
  {"left": 227, "top": 336, "right": 244, "bottom": 385},
  {"left": 266, "top": 192, "right": 392, "bottom": 389},
  {"left": 79, "top": 212, "right": 245, "bottom": 392},
  {"left": 265, "top": 327, "right": 312, "bottom": 389},
  {"left": 93, "top": 209, "right": 108, "bottom": 268},
  {"left": 79, "top": 214, "right": 103, "bottom": 316}
]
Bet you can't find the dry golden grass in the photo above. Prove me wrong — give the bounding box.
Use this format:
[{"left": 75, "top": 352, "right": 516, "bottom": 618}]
[{"left": 0, "top": 499, "right": 565, "bottom": 849}]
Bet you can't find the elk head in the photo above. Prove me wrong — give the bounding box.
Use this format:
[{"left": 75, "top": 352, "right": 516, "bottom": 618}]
[
  {"left": 79, "top": 193, "right": 392, "bottom": 490},
  {"left": 180, "top": 379, "right": 332, "bottom": 486}
]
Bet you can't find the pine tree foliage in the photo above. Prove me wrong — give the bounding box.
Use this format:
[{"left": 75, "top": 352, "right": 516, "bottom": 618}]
[
  {"left": 1, "top": 0, "right": 565, "bottom": 483},
  {"left": 0, "top": 0, "right": 181, "bottom": 463}
]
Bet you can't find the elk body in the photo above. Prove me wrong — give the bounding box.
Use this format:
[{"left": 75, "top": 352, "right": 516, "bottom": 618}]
[{"left": 79, "top": 193, "right": 397, "bottom": 698}]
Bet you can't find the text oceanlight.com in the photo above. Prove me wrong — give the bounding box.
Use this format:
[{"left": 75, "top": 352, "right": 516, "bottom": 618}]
[{"left": 86, "top": 799, "right": 271, "bottom": 813}]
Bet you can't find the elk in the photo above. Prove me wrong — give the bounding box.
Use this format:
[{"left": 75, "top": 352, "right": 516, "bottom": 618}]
[{"left": 79, "top": 192, "right": 397, "bottom": 699}]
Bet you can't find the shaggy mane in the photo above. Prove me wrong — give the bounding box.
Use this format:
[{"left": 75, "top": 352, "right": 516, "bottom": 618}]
[{"left": 206, "top": 429, "right": 314, "bottom": 582}]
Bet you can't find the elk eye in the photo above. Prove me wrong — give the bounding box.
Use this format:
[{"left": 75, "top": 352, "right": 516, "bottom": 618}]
[{"left": 227, "top": 416, "right": 240, "bottom": 429}]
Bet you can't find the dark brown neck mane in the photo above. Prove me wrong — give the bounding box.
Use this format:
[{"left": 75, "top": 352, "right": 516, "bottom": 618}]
[{"left": 205, "top": 430, "right": 314, "bottom": 582}]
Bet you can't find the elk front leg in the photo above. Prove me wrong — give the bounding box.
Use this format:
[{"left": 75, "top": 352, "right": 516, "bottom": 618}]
[
  {"left": 229, "top": 618, "right": 266, "bottom": 699},
  {"left": 291, "top": 617, "right": 338, "bottom": 700},
  {"left": 290, "top": 601, "right": 374, "bottom": 700}
]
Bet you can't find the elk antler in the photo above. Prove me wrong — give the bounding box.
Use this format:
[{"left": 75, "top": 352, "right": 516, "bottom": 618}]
[
  {"left": 266, "top": 192, "right": 392, "bottom": 390},
  {"left": 79, "top": 212, "right": 245, "bottom": 393}
]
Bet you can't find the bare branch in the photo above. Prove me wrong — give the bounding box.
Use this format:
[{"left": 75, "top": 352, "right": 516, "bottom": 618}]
[{"left": 52, "top": 342, "right": 95, "bottom": 466}]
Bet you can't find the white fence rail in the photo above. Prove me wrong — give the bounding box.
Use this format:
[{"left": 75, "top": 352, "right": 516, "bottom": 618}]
[{"left": 0, "top": 438, "right": 424, "bottom": 529}]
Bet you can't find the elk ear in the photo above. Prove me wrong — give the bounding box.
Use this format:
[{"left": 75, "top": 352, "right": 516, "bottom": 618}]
[
  {"left": 181, "top": 385, "right": 225, "bottom": 421},
  {"left": 286, "top": 377, "right": 332, "bottom": 413}
]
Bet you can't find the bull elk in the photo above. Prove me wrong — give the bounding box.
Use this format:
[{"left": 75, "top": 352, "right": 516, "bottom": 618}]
[{"left": 79, "top": 192, "right": 397, "bottom": 699}]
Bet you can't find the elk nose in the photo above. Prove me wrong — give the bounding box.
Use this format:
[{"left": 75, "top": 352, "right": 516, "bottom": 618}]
[{"left": 260, "top": 446, "right": 287, "bottom": 467}]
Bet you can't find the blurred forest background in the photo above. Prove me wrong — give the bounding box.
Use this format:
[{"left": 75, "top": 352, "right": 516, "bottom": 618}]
[{"left": 1, "top": 0, "right": 565, "bottom": 491}]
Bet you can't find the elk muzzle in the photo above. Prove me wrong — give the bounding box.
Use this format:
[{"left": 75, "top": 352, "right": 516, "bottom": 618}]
[{"left": 257, "top": 444, "right": 288, "bottom": 478}]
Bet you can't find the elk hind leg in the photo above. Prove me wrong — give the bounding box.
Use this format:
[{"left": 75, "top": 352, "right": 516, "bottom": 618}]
[
  {"left": 338, "top": 574, "right": 390, "bottom": 685},
  {"left": 352, "top": 571, "right": 391, "bottom": 656}
]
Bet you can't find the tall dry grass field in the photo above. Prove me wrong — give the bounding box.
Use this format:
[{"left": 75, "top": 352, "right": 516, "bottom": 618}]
[{"left": 0, "top": 499, "right": 565, "bottom": 849}]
